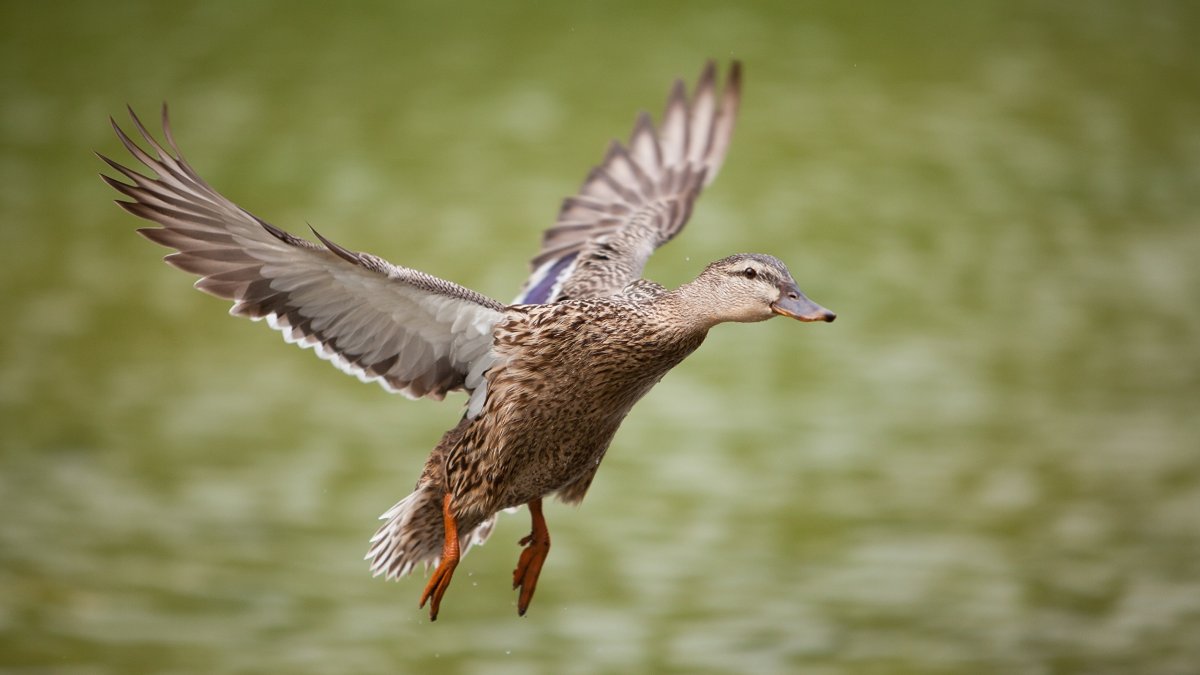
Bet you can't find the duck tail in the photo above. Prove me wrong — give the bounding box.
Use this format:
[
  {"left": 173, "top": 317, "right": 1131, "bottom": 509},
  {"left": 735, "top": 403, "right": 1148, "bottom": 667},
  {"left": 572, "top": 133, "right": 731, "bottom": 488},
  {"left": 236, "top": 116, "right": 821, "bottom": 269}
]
[
  {"left": 366, "top": 484, "right": 442, "bottom": 579},
  {"left": 366, "top": 418, "right": 499, "bottom": 579},
  {"left": 365, "top": 484, "right": 498, "bottom": 580}
]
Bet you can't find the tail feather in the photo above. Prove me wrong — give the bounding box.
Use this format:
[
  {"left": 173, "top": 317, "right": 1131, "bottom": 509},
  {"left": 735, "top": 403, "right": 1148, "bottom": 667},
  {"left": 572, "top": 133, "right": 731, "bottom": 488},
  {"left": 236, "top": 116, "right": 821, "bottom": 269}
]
[{"left": 366, "top": 485, "right": 497, "bottom": 579}]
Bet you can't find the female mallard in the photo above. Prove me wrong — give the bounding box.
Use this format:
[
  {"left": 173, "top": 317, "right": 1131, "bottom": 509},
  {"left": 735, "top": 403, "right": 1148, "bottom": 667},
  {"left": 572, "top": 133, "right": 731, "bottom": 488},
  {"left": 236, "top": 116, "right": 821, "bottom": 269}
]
[{"left": 100, "top": 61, "right": 834, "bottom": 620}]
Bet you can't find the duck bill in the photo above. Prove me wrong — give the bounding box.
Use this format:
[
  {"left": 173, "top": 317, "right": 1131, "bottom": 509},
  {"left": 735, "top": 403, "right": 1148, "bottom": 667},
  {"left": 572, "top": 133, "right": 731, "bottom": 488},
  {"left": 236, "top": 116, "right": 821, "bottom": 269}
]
[{"left": 772, "top": 287, "right": 836, "bottom": 323}]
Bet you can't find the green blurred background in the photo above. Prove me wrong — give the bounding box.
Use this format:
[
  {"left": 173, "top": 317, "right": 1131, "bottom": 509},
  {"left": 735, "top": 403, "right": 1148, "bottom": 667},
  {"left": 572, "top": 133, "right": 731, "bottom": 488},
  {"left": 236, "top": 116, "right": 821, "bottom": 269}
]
[{"left": 3, "top": 1, "right": 1199, "bottom": 673}]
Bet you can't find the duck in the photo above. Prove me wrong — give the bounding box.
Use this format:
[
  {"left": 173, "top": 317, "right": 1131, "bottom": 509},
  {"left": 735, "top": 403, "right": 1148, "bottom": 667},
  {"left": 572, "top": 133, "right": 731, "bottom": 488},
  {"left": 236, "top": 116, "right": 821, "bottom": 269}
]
[{"left": 99, "top": 60, "right": 835, "bottom": 621}]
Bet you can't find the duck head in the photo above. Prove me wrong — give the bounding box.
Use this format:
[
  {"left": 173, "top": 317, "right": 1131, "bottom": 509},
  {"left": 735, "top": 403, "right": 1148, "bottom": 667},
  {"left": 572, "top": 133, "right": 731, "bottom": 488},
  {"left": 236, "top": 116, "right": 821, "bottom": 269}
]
[{"left": 685, "top": 253, "right": 836, "bottom": 326}]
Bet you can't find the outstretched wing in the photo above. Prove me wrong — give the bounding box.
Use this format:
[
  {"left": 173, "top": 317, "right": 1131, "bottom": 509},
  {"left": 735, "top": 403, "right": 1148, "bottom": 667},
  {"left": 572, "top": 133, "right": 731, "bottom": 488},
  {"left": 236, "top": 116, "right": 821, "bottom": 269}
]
[
  {"left": 516, "top": 60, "right": 742, "bottom": 304},
  {"left": 100, "top": 106, "right": 506, "bottom": 401}
]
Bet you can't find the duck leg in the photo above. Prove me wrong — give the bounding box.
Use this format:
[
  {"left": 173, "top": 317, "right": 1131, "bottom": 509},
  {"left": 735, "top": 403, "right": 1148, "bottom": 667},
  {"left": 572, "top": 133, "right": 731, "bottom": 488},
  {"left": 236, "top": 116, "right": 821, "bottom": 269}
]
[
  {"left": 512, "top": 498, "right": 551, "bottom": 616},
  {"left": 418, "top": 492, "right": 460, "bottom": 621}
]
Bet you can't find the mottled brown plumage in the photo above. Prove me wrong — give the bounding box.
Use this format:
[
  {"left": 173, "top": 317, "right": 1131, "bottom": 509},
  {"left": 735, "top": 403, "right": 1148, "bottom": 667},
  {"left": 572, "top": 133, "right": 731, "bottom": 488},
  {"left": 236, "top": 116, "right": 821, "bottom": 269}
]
[{"left": 100, "top": 61, "right": 835, "bottom": 621}]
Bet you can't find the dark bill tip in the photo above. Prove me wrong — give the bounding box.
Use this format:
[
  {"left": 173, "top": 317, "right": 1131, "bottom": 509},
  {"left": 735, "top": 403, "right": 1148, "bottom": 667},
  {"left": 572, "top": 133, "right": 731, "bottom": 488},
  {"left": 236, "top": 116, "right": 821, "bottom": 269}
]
[{"left": 771, "top": 287, "right": 836, "bottom": 323}]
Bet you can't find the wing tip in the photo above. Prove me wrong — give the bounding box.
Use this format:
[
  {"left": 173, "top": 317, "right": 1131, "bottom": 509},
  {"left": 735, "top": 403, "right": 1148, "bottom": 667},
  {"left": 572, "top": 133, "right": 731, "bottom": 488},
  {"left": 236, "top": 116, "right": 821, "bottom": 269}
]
[
  {"left": 724, "top": 60, "right": 744, "bottom": 104},
  {"left": 728, "top": 59, "right": 743, "bottom": 83}
]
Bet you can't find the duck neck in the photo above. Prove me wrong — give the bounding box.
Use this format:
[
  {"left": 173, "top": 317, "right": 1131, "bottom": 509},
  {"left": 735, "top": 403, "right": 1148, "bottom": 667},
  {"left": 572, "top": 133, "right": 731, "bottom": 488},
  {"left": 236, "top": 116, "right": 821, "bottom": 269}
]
[{"left": 660, "top": 281, "right": 723, "bottom": 334}]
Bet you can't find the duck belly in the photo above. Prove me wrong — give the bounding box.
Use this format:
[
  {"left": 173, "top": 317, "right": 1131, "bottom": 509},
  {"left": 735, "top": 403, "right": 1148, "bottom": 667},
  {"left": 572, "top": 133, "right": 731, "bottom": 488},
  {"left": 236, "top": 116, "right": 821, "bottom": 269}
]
[{"left": 488, "top": 391, "right": 634, "bottom": 509}]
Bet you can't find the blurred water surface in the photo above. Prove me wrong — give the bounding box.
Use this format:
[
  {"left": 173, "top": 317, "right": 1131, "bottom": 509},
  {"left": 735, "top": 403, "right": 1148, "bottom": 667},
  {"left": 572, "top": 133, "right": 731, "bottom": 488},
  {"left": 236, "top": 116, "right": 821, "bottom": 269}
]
[{"left": 2, "top": 1, "right": 1199, "bottom": 673}]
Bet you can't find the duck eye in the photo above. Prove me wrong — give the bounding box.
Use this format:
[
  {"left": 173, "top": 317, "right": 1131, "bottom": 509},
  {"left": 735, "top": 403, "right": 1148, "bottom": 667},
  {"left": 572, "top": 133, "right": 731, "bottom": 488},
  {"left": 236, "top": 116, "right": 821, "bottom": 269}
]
[{"left": 742, "top": 267, "right": 757, "bottom": 279}]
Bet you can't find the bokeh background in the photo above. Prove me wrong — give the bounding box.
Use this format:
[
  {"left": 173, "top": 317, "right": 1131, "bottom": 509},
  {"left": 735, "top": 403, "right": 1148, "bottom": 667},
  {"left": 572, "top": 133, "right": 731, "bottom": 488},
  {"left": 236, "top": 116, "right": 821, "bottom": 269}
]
[{"left": 3, "top": 1, "right": 1198, "bottom": 673}]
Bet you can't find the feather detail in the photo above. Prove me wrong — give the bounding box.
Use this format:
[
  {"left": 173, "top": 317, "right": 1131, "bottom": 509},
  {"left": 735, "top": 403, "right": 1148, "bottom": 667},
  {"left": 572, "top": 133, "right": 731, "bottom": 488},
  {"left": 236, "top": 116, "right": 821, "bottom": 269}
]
[
  {"left": 515, "top": 60, "right": 742, "bottom": 303},
  {"left": 101, "top": 105, "right": 507, "bottom": 401}
]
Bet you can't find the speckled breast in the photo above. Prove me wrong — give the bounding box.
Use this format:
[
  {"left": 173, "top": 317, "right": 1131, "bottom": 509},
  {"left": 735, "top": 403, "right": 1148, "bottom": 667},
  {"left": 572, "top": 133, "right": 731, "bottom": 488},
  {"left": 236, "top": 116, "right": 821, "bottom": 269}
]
[{"left": 481, "top": 300, "right": 706, "bottom": 509}]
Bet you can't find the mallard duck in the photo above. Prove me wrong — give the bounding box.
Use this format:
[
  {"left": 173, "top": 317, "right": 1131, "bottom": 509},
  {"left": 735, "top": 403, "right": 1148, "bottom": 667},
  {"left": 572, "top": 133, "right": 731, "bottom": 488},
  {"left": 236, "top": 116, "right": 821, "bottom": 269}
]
[{"left": 99, "top": 61, "right": 834, "bottom": 621}]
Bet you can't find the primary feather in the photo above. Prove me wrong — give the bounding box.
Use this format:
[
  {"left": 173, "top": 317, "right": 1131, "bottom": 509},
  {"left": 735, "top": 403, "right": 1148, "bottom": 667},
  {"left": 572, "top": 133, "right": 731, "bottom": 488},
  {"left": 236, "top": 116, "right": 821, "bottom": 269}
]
[
  {"left": 99, "top": 106, "right": 505, "bottom": 402},
  {"left": 517, "top": 60, "right": 742, "bottom": 304}
]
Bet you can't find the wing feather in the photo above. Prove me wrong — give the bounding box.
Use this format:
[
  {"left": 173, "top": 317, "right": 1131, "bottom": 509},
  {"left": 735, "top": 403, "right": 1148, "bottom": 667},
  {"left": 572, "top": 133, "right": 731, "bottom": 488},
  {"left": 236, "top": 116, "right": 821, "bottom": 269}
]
[
  {"left": 101, "top": 106, "right": 507, "bottom": 402},
  {"left": 515, "top": 60, "right": 742, "bottom": 304}
]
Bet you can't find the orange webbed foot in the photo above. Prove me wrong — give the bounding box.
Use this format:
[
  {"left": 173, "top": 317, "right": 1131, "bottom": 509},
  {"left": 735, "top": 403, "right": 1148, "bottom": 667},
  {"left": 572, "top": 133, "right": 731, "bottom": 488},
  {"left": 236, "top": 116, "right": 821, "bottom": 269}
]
[
  {"left": 418, "top": 493, "right": 460, "bottom": 621},
  {"left": 419, "top": 555, "right": 458, "bottom": 621},
  {"left": 512, "top": 498, "right": 551, "bottom": 616}
]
